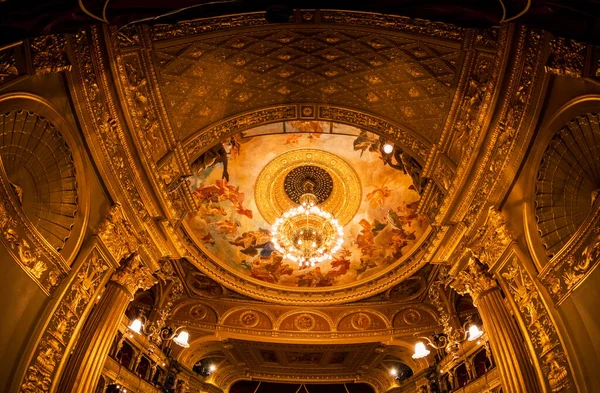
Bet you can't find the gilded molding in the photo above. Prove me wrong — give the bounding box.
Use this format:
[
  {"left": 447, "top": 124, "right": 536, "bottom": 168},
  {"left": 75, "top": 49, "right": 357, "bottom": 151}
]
[
  {"left": 151, "top": 12, "right": 268, "bottom": 41},
  {"left": 0, "top": 157, "right": 67, "bottom": 295},
  {"left": 319, "top": 10, "right": 465, "bottom": 42},
  {"left": 500, "top": 255, "right": 573, "bottom": 393},
  {"left": 434, "top": 25, "right": 508, "bottom": 223},
  {"left": 183, "top": 106, "right": 297, "bottom": 161},
  {"left": 539, "top": 204, "right": 600, "bottom": 305},
  {"left": 68, "top": 28, "right": 168, "bottom": 260},
  {"left": 19, "top": 246, "right": 111, "bottom": 393},
  {"left": 454, "top": 28, "right": 544, "bottom": 228},
  {"left": 29, "top": 35, "right": 71, "bottom": 75}
]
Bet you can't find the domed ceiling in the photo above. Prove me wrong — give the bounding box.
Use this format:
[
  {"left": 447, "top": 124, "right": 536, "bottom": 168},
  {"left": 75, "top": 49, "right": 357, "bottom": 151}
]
[{"left": 183, "top": 121, "right": 428, "bottom": 289}]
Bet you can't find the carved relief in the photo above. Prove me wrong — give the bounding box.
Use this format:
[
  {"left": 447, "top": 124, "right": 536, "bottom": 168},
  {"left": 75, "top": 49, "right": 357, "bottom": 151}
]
[
  {"left": 20, "top": 247, "right": 110, "bottom": 393},
  {"left": 70, "top": 29, "right": 155, "bottom": 227},
  {"left": 465, "top": 207, "right": 513, "bottom": 267},
  {"left": 221, "top": 309, "right": 272, "bottom": 330},
  {"left": 458, "top": 29, "right": 543, "bottom": 227},
  {"left": 96, "top": 203, "right": 143, "bottom": 263},
  {"left": 539, "top": 206, "right": 600, "bottom": 304},
  {"left": 110, "top": 252, "right": 157, "bottom": 297},
  {"left": 450, "top": 257, "right": 498, "bottom": 303},
  {"left": 545, "top": 37, "right": 586, "bottom": 78},
  {"left": 119, "top": 51, "right": 167, "bottom": 161},
  {"left": 0, "top": 47, "right": 19, "bottom": 84},
  {"left": 500, "top": 256, "right": 572, "bottom": 392},
  {"left": 29, "top": 34, "right": 70, "bottom": 74},
  {"left": 294, "top": 314, "right": 316, "bottom": 331},
  {"left": 0, "top": 158, "right": 66, "bottom": 295},
  {"left": 0, "top": 110, "right": 79, "bottom": 252}
]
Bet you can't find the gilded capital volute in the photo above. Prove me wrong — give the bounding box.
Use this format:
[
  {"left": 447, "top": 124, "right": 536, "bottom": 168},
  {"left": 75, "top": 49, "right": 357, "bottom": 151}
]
[
  {"left": 96, "top": 203, "right": 143, "bottom": 263},
  {"left": 450, "top": 256, "right": 498, "bottom": 302},
  {"left": 110, "top": 252, "right": 157, "bottom": 298}
]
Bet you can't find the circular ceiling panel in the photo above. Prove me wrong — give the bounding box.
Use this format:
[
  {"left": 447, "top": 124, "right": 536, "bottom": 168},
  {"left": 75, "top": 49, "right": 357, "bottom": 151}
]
[{"left": 183, "top": 122, "right": 429, "bottom": 301}]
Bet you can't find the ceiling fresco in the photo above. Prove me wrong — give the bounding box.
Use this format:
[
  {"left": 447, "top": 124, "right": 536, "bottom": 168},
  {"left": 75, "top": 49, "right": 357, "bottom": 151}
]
[{"left": 183, "top": 121, "right": 428, "bottom": 288}]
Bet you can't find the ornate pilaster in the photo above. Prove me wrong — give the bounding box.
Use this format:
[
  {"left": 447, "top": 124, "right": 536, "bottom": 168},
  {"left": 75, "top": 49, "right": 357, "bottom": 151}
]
[
  {"left": 450, "top": 258, "right": 541, "bottom": 393},
  {"left": 57, "top": 253, "right": 156, "bottom": 393},
  {"left": 96, "top": 203, "right": 144, "bottom": 264}
]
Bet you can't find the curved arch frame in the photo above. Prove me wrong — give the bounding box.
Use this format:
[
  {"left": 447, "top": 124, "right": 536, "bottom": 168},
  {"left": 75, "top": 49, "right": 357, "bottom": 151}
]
[
  {"left": 0, "top": 92, "right": 91, "bottom": 267},
  {"left": 523, "top": 94, "right": 600, "bottom": 272}
]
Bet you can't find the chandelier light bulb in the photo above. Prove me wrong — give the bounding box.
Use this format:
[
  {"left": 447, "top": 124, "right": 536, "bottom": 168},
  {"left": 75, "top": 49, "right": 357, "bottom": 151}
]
[
  {"left": 128, "top": 318, "right": 143, "bottom": 334},
  {"left": 467, "top": 324, "right": 484, "bottom": 341},
  {"left": 390, "top": 368, "right": 398, "bottom": 376},
  {"left": 173, "top": 330, "right": 190, "bottom": 348},
  {"left": 271, "top": 179, "right": 344, "bottom": 267},
  {"left": 383, "top": 143, "right": 394, "bottom": 154},
  {"left": 412, "top": 342, "right": 431, "bottom": 359}
]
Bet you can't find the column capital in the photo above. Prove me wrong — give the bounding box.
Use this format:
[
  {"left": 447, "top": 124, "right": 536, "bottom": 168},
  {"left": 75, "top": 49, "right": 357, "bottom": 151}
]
[
  {"left": 450, "top": 257, "right": 498, "bottom": 301},
  {"left": 111, "top": 252, "right": 156, "bottom": 297},
  {"left": 96, "top": 203, "right": 145, "bottom": 263}
]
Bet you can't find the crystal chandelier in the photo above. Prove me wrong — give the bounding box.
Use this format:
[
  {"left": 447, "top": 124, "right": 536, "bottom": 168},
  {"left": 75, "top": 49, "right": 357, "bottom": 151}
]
[{"left": 271, "top": 180, "right": 344, "bottom": 267}]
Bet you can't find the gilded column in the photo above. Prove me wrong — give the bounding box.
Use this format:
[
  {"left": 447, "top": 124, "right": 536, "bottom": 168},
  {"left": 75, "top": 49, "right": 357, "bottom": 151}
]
[
  {"left": 450, "top": 258, "right": 541, "bottom": 393},
  {"left": 57, "top": 253, "right": 156, "bottom": 393}
]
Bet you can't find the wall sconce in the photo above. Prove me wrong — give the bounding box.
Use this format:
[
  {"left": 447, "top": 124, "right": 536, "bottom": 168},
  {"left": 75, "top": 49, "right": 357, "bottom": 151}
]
[
  {"left": 128, "top": 316, "right": 190, "bottom": 348},
  {"left": 412, "top": 323, "right": 484, "bottom": 359}
]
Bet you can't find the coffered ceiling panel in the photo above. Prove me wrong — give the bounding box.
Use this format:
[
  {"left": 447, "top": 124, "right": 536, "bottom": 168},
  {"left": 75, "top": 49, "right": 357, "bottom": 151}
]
[
  {"left": 154, "top": 28, "right": 462, "bottom": 143},
  {"left": 225, "top": 339, "right": 383, "bottom": 379}
]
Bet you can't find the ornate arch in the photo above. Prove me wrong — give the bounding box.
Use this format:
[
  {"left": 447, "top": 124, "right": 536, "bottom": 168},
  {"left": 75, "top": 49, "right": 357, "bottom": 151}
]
[
  {"left": 524, "top": 95, "right": 600, "bottom": 270},
  {"left": 0, "top": 92, "right": 90, "bottom": 266}
]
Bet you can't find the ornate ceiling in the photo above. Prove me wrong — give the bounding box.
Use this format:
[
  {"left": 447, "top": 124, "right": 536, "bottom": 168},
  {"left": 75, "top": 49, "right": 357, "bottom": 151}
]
[
  {"left": 18, "top": 3, "right": 581, "bottom": 389},
  {"left": 86, "top": 9, "right": 518, "bottom": 305}
]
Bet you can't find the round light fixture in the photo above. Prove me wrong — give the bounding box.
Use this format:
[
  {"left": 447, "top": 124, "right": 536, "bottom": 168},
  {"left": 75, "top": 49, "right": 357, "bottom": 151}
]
[
  {"left": 271, "top": 180, "right": 344, "bottom": 267},
  {"left": 383, "top": 143, "right": 394, "bottom": 154}
]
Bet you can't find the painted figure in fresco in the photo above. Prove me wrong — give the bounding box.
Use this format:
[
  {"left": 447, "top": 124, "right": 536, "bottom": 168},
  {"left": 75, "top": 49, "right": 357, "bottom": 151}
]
[
  {"left": 165, "top": 142, "right": 229, "bottom": 194},
  {"left": 379, "top": 141, "right": 427, "bottom": 195},
  {"left": 190, "top": 143, "right": 229, "bottom": 182}
]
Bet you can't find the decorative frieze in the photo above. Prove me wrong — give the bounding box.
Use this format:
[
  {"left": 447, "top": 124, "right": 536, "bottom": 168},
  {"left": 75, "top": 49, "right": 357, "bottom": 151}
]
[
  {"left": 500, "top": 255, "right": 573, "bottom": 392},
  {"left": 19, "top": 246, "right": 111, "bottom": 393},
  {"left": 539, "top": 204, "right": 600, "bottom": 305}
]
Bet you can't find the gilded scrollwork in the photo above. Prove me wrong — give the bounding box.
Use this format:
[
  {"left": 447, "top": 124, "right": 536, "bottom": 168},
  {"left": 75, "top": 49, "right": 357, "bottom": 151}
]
[
  {"left": 465, "top": 207, "right": 513, "bottom": 267},
  {"left": 500, "top": 256, "right": 572, "bottom": 393},
  {"left": 19, "top": 247, "right": 110, "bottom": 393}
]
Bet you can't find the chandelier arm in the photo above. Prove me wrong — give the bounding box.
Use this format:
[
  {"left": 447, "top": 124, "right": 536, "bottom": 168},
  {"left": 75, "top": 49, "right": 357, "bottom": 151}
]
[{"left": 419, "top": 335, "right": 448, "bottom": 350}]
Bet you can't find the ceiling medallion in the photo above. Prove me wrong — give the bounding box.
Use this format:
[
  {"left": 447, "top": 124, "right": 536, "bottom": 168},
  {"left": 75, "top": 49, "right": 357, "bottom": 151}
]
[
  {"left": 271, "top": 175, "right": 344, "bottom": 267},
  {"left": 254, "top": 149, "right": 361, "bottom": 227}
]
